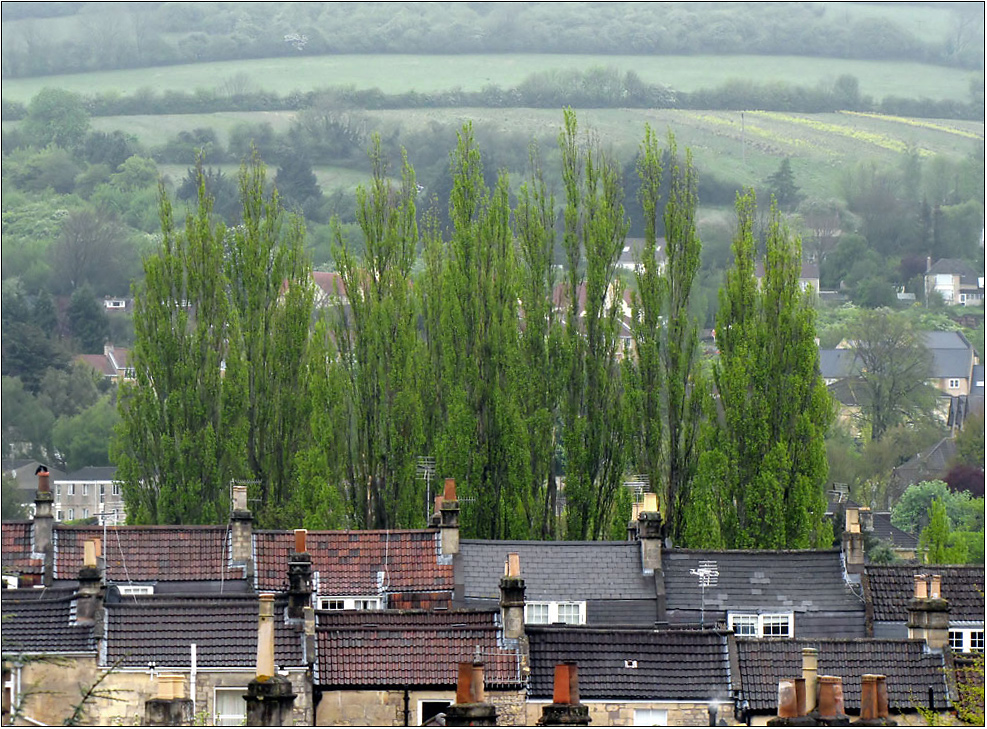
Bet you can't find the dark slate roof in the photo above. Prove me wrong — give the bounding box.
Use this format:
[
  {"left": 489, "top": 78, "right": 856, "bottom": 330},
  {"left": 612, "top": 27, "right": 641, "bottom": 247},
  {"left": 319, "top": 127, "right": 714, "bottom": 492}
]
[
  {"left": 459, "top": 540, "right": 653, "bottom": 601},
  {"left": 1, "top": 521, "right": 43, "bottom": 575},
  {"left": 316, "top": 609, "right": 521, "bottom": 688},
  {"left": 819, "top": 349, "right": 859, "bottom": 380},
  {"left": 0, "top": 587, "right": 95, "bottom": 654},
  {"left": 663, "top": 550, "right": 864, "bottom": 614},
  {"left": 821, "top": 331, "right": 973, "bottom": 381},
  {"left": 890, "top": 438, "right": 956, "bottom": 489},
  {"left": 866, "top": 565, "right": 985, "bottom": 622},
  {"left": 254, "top": 529, "right": 452, "bottom": 596},
  {"left": 54, "top": 525, "right": 245, "bottom": 582},
  {"left": 527, "top": 627, "right": 734, "bottom": 700},
  {"left": 58, "top": 466, "right": 118, "bottom": 482},
  {"left": 736, "top": 638, "right": 949, "bottom": 712},
  {"left": 972, "top": 365, "right": 985, "bottom": 396},
  {"left": 926, "top": 258, "right": 981, "bottom": 285},
  {"left": 104, "top": 594, "right": 304, "bottom": 668},
  {"left": 869, "top": 512, "right": 919, "bottom": 551}
]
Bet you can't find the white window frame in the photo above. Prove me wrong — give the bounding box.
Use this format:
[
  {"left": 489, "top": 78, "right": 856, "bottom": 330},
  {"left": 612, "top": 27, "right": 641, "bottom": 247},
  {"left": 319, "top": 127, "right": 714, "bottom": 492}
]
[
  {"left": 117, "top": 585, "right": 154, "bottom": 596},
  {"left": 949, "top": 628, "right": 985, "bottom": 653},
  {"left": 524, "top": 601, "right": 586, "bottom": 625},
  {"left": 82, "top": 484, "right": 89, "bottom": 496},
  {"left": 67, "top": 508, "right": 74, "bottom": 521},
  {"left": 317, "top": 596, "right": 382, "bottom": 611},
  {"left": 633, "top": 708, "right": 668, "bottom": 726},
  {"left": 68, "top": 483, "right": 76, "bottom": 496},
  {"left": 418, "top": 699, "right": 452, "bottom": 726},
  {"left": 728, "top": 612, "right": 794, "bottom": 638},
  {"left": 112, "top": 483, "right": 121, "bottom": 496},
  {"left": 948, "top": 378, "right": 961, "bottom": 390},
  {"left": 82, "top": 508, "right": 89, "bottom": 519},
  {"left": 214, "top": 686, "right": 247, "bottom": 726},
  {"left": 57, "top": 510, "right": 64, "bottom": 521}
]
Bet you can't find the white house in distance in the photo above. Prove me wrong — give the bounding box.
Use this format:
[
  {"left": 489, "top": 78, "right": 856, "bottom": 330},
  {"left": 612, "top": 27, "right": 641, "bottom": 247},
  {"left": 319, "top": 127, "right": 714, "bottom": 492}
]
[
  {"left": 53, "top": 466, "right": 126, "bottom": 524},
  {"left": 924, "top": 258, "right": 984, "bottom": 307}
]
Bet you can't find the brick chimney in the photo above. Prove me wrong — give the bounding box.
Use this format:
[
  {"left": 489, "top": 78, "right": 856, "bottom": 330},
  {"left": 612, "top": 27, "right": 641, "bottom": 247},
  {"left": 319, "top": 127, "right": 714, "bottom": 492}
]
[
  {"left": 842, "top": 506, "right": 864, "bottom": 575},
  {"left": 33, "top": 466, "right": 54, "bottom": 586},
  {"left": 76, "top": 539, "right": 105, "bottom": 626},
  {"left": 445, "top": 662, "right": 497, "bottom": 727},
  {"left": 440, "top": 478, "right": 460, "bottom": 557},
  {"left": 537, "top": 662, "right": 590, "bottom": 726},
  {"left": 144, "top": 675, "right": 193, "bottom": 726},
  {"left": 907, "top": 574, "right": 949, "bottom": 652},
  {"left": 287, "top": 529, "right": 312, "bottom": 621},
  {"left": 231, "top": 484, "right": 254, "bottom": 580},
  {"left": 858, "top": 674, "right": 892, "bottom": 724},
  {"left": 245, "top": 593, "right": 296, "bottom": 726}
]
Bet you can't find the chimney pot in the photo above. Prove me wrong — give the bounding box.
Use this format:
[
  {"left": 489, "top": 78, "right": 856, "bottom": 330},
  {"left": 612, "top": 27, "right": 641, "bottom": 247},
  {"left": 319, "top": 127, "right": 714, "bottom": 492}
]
[
  {"left": 444, "top": 478, "right": 457, "bottom": 502},
  {"left": 875, "top": 675, "right": 889, "bottom": 719},
  {"left": 256, "top": 593, "right": 276, "bottom": 679},
  {"left": 816, "top": 676, "right": 845, "bottom": 720},
  {"left": 929, "top": 574, "right": 942, "bottom": 599},
  {"left": 507, "top": 553, "right": 520, "bottom": 578},
  {"left": 84, "top": 540, "right": 97, "bottom": 568},
  {"left": 38, "top": 469, "right": 50, "bottom": 494},
  {"left": 470, "top": 662, "right": 485, "bottom": 704},
  {"left": 860, "top": 675, "right": 879, "bottom": 721},
  {"left": 232, "top": 484, "right": 248, "bottom": 512},
  {"left": 914, "top": 574, "right": 928, "bottom": 599},
  {"left": 456, "top": 662, "right": 473, "bottom": 704},
  {"left": 777, "top": 679, "right": 798, "bottom": 719},
  {"left": 845, "top": 507, "right": 859, "bottom": 533},
  {"left": 553, "top": 664, "right": 572, "bottom": 705},
  {"left": 802, "top": 648, "right": 819, "bottom": 712},
  {"left": 642, "top": 492, "right": 658, "bottom": 513},
  {"left": 794, "top": 677, "right": 806, "bottom": 717},
  {"left": 294, "top": 529, "right": 307, "bottom": 554}
]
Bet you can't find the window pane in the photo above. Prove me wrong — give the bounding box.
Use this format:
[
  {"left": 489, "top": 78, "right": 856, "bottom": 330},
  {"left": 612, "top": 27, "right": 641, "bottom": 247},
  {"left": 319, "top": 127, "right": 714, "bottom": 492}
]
[
  {"left": 971, "top": 632, "right": 984, "bottom": 652},
  {"left": 731, "top": 615, "right": 758, "bottom": 637},
  {"left": 950, "top": 631, "right": 965, "bottom": 651},
  {"left": 762, "top": 615, "right": 791, "bottom": 637},
  {"left": 558, "top": 603, "right": 581, "bottom": 624},
  {"left": 215, "top": 689, "right": 246, "bottom": 726},
  {"left": 633, "top": 708, "right": 668, "bottom": 726},
  {"left": 526, "top": 603, "right": 549, "bottom": 624}
]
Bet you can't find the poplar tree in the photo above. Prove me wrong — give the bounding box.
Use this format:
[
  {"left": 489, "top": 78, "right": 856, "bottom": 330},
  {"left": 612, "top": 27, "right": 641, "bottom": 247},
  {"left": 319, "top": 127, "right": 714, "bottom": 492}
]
[
  {"left": 114, "top": 171, "right": 248, "bottom": 524},
  {"left": 332, "top": 136, "right": 426, "bottom": 529},
  {"left": 559, "top": 110, "right": 631, "bottom": 540},
  {"left": 702, "top": 191, "right": 832, "bottom": 548}
]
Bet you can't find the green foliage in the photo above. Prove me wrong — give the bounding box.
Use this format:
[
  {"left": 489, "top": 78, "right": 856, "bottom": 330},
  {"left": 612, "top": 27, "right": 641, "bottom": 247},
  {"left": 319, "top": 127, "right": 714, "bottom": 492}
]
[
  {"left": 1, "top": 474, "right": 28, "bottom": 520},
  {"left": 67, "top": 285, "right": 109, "bottom": 351},
  {"left": 955, "top": 407, "right": 985, "bottom": 467},
  {"left": 24, "top": 88, "right": 90, "bottom": 149},
  {"left": 1, "top": 376, "right": 56, "bottom": 462},
  {"left": 765, "top": 158, "right": 803, "bottom": 210},
  {"left": 702, "top": 192, "right": 832, "bottom": 548},
  {"left": 918, "top": 496, "right": 968, "bottom": 563},
  {"left": 892, "top": 480, "right": 985, "bottom": 535},
  {"left": 53, "top": 396, "right": 119, "bottom": 471},
  {"left": 37, "top": 362, "right": 101, "bottom": 420}
]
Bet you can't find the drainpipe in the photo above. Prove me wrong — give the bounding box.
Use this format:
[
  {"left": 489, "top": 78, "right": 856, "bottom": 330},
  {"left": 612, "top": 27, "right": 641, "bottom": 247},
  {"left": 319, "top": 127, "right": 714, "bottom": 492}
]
[
  {"left": 403, "top": 689, "right": 410, "bottom": 726},
  {"left": 190, "top": 643, "right": 197, "bottom": 720}
]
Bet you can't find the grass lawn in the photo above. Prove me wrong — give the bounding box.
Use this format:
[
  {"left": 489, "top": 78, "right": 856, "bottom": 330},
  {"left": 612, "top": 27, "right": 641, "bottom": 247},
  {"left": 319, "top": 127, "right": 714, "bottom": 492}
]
[{"left": 2, "top": 54, "right": 978, "bottom": 105}]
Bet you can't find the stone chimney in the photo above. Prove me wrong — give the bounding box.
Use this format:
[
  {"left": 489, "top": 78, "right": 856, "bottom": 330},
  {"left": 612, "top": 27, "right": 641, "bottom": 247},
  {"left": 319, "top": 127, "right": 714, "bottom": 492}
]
[
  {"left": 440, "top": 478, "right": 460, "bottom": 557},
  {"left": 245, "top": 593, "right": 295, "bottom": 727},
  {"left": 907, "top": 574, "right": 949, "bottom": 652},
  {"left": 76, "top": 540, "right": 105, "bottom": 626},
  {"left": 636, "top": 499, "right": 666, "bottom": 623},
  {"left": 33, "top": 466, "right": 54, "bottom": 586},
  {"left": 231, "top": 484, "right": 254, "bottom": 580},
  {"left": 445, "top": 662, "right": 497, "bottom": 727},
  {"left": 842, "top": 506, "right": 865, "bottom": 575},
  {"left": 500, "top": 552, "right": 526, "bottom": 639},
  {"left": 144, "top": 675, "right": 193, "bottom": 726},
  {"left": 287, "top": 529, "right": 312, "bottom": 621},
  {"left": 537, "top": 662, "right": 590, "bottom": 726}
]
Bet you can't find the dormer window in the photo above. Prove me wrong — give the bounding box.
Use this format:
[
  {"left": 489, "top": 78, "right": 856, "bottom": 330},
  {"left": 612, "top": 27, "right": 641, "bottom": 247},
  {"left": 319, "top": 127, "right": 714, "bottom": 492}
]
[
  {"left": 118, "top": 585, "right": 154, "bottom": 596},
  {"left": 524, "top": 601, "right": 586, "bottom": 625},
  {"left": 949, "top": 628, "right": 985, "bottom": 653},
  {"left": 728, "top": 612, "right": 793, "bottom": 638},
  {"left": 318, "top": 596, "right": 382, "bottom": 611}
]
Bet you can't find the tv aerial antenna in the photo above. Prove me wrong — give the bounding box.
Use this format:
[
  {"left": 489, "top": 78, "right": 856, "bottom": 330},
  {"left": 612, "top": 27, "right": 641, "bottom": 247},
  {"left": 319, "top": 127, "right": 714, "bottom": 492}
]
[{"left": 690, "top": 560, "right": 719, "bottom": 628}]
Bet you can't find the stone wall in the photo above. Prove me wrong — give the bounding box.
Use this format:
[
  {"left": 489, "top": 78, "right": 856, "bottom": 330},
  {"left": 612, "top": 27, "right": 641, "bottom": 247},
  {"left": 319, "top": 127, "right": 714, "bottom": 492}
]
[
  {"left": 488, "top": 689, "right": 527, "bottom": 726},
  {"left": 316, "top": 688, "right": 526, "bottom": 726},
  {"left": 526, "top": 700, "right": 733, "bottom": 727}
]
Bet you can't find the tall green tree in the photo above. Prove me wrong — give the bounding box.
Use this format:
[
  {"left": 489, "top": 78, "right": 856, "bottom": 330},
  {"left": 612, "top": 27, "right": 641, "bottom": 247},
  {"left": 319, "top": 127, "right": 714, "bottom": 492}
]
[
  {"left": 701, "top": 192, "right": 832, "bottom": 548},
  {"left": 919, "top": 496, "right": 968, "bottom": 564},
  {"left": 113, "top": 172, "right": 248, "bottom": 524},
  {"left": 226, "top": 155, "right": 315, "bottom": 526},
  {"left": 332, "top": 136, "right": 426, "bottom": 529},
  {"left": 67, "top": 285, "right": 109, "bottom": 352},
  {"left": 559, "top": 110, "right": 631, "bottom": 540},
  {"left": 515, "top": 145, "right": 565, "bottom": 538}
]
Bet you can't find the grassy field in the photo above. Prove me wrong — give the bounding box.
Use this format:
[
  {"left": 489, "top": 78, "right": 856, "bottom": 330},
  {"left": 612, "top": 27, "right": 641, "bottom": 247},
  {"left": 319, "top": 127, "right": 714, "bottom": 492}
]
[
  {"left": 3, "top": 54, "right": 978, "bottom": 105},
  {"left": 89, "top": 107, "right": 983, "bottom": 202},
  {"left": 156, "top": 163, "right": 377, "bottom": 192}
]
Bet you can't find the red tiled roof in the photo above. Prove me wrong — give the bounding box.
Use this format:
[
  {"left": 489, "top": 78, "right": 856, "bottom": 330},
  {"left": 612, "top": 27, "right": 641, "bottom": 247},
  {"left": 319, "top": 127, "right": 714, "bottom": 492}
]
[
  {"left": 254, "top": 530, "right": 452, "bottom": 595},
  {"left": 75, "top": 354, "right": 115, "bottom": 376},
  {"left": 1, "top": 521, "right": 43, "bottom": 574},
  {"left": 316, "top": 610, "right": 521, "bottom": 688},
  {"left": 54, "top": 525, "right": 244, "bottom": 581}
]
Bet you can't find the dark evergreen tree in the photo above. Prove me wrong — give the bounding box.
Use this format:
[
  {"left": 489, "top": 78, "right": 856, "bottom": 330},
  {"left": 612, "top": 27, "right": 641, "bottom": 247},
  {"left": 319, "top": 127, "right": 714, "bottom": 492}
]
[
  {"left": 765, "top": 157, "right": 802, "bottom": 209},
  {"left": 67, "top": 285, "right": 109, "bottom": 352}
]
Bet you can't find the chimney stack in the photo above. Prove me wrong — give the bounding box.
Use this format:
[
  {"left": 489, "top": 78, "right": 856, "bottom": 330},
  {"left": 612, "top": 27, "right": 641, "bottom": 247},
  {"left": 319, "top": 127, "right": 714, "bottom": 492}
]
[
  {"left": 500, "top": 552, "right": 526, "bottom": 642},
  {"left": 287, "top": 529, "right": 312, "bottom": 621},
  {"left": 858, "top": 507, "right": 873, "bottom": 533},
  {"left": 538, "top": 662, "right": 591, "bottom": 726},
  {"left": 636, "top": 502, "right": 666, "bottom": 623},
  {"left": 231, "top": 484, "right": 254, "bottom": 580},
  {"left": 76, "top": 539, "right": 105, "bottom": 626},
  {"left": 842, "top": 507, "right": 865, "bottom": 575},
  {"left": 908, "top": 574, "right": 949, "bottom": 652},
  {"left": 245, "top": 593, "right": 296, "bottom": 726},
  {"left": 445, "top": 662, "right": 497, "bottom": 727},
  {"left": 855, "top": 674, "right": 894, "bottom": 724},
  {"left": 33, "top": 466, "right": 54, "bottom": 586},
  {"left": 144, "top": 675, "right": 193, "bottom": 726},
  {"left": 440, "top": 478, "right": 460, "bottom": 556}
]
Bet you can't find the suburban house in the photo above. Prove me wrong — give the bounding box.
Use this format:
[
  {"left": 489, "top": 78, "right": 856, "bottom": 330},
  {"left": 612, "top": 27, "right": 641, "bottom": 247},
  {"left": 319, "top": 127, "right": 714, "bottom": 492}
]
[
  {"left": 103, "top": 296, "right": 131, "bottom": 312},
  {"left": 889, "top": 437, "right": 957, "bottom": 496},
  {"left": 3, "top": 475, "right": 983, "bottom": 726},
  {"left": 617, "top": 237, "right": 666, "bottom": 273},
  {"left": 53, "top": 466, "right": 126, "bottom": 525},
  {"left": 864, "top": 564, "right": 985, "bottom": 651},
  {"left": 661, "top": 549, "right": 867, "bottom": 638},
  {"left": 754, "top": 260, "right": 821, "bottom": 294},
  {"left": 75, "top": 343, "right": 134, "bottom": 383},
  {"left": 310, "top": 270, "right": 348, "bottom": 309},
  {"left": 925, "top": 257, "right": 985, "bottom": 307}
]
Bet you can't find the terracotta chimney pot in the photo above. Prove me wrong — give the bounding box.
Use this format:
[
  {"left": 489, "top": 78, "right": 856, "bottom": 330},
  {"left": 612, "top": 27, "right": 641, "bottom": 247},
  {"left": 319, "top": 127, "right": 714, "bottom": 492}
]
[
  {"left": 444, "top": 478, "right": 457, "bottom": 502},
  {"left": 470, "top": 662, "right": 485, "bottom": 703},
  {"left": 875, "top": 675, "right": 889, "bottom": 718},
  {"left": 294, "top": 529, "right": 307, "bottom": 554},
  {"left": 929, "top": 574, "right": 942, "bottom": 599},
  {"left": 816, "top": 676, "right": 845, "bottom": 720},
  {"left": 860, "top": 675, "right": 879, "bottom": 720},
  {"left": 914, "top": 574, "right": 928, "bottom": 599},
  {"left": 38, "top": 469, "right": 50, "bottom": 494},
  {"left": 777, "top": 679, "right": 798, "bottom": 719},
  {"left": 507, "top": 553, "right": 521, "bottom": 578},
  {"left": 794, "top": 677, "right": 806, "bottom": 717},
  {"left": 456, "top": 662, "right": 473, "bottom": 704}
]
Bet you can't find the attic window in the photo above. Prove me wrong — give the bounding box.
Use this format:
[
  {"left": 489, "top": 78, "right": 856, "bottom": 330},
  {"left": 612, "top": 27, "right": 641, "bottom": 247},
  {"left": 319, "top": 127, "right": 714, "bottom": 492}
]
[
  {"left": 118, "top": 585, "right": 154, "bottom": 596},
  {"left": 949, "top": 629, "right": 985, "bottom": 653},
  {"left": 524, "top": 601, "right": 586, "bottom": 625},
  {"left": 624, "top": 660, "right": 638, "bottom": 669},
  {"left": 728, "top": 612, "right": 793, "bottom": 638},
  {"left": 318, "top": 596, "right": 382, "bottom": 611}
]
